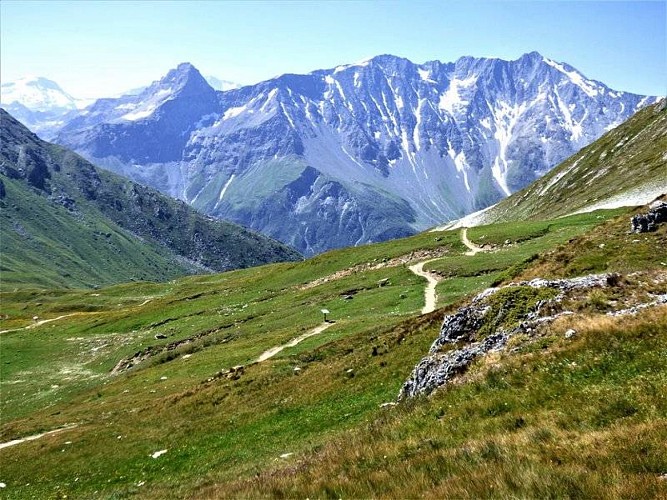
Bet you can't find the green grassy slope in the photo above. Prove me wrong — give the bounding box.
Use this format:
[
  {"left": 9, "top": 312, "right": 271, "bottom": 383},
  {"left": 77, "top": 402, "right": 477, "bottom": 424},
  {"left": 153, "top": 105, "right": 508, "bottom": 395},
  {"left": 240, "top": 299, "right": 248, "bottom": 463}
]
[
  {"left": 0, "top": 109, "right": 301, "bottom": 290},
  {"left": 1, "top": 174, "right": 195, "bottom": 289},
  {"left": 2, "top": 206, "right": 665, "bottom": 498},
  {"left": 469, "top": 100, "right": 667, "bottom": 224}
]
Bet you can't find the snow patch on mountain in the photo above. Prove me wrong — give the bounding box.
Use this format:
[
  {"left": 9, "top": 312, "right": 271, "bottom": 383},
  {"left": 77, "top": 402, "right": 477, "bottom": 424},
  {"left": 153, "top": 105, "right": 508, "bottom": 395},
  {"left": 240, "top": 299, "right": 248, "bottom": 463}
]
[
  {"left": 438, "top": 75, "right": 477, "bottom": 114},
  {"left": 217, "top": 174, "right": 236, "bottom": 202},
  {"left": 570, "top": 181, "right": 667, "bottom": 215}
]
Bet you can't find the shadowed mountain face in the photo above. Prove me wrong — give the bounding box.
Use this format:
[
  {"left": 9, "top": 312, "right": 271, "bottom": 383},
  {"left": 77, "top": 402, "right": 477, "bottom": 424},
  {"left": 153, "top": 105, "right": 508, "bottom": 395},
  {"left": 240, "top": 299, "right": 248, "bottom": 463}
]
[
  {"left": 0, "top": 109, "right": 301, "bottom": 289},
  {"left": 55, "top": 53, "right": 657, "bottom": 255}
]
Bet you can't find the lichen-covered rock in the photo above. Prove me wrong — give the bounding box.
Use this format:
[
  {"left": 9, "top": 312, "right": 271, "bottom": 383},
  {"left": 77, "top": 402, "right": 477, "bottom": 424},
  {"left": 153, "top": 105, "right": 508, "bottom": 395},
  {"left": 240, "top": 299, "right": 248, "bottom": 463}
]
[
  {"left": 428, "top": 304, "right": 489, "bottom": 351},
  {"left": 399, "top": 274, "right": 610, "bottom": 399},
  {"left": 400, "top": 332, "right": 509, "bottom": 399}
]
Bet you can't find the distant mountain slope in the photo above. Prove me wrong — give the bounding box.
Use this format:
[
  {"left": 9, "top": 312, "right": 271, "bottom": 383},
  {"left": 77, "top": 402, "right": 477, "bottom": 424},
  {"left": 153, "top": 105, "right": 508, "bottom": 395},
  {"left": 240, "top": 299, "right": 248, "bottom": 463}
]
[
  {"left": 0, "top": 109, "right": 301, "bottom": 289},
  {"left": 451, "top": 100, "right": 667, "bottom": 227},
  {"left": 56, "top": 54, "right": 658, "bottom": 255}
]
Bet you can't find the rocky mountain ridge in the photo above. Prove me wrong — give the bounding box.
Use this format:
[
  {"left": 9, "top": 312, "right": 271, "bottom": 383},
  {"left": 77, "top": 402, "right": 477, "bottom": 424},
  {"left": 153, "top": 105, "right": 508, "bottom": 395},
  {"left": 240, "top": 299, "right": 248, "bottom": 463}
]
[{"left": 53, "top": 53, "right": 659, "bottom": 254}]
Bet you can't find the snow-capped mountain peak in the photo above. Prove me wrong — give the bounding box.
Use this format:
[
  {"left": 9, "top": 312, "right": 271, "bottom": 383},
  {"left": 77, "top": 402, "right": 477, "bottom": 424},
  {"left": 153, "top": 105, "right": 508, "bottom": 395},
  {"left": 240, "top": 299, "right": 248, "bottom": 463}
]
[
  {"left": 205, "top": 75, "right": 241, "bottom": 91},
  {"left": 542, "top": 56, "right": 601, "bottom": 98},
  {"left": 1, "top": 76, "right": 79, "bottom": 111},
  {"left": 63, "top": 62, "right": 218, "bottom": 125},
  {"left": 0, "top": 76, "right": 98, "bottom": 139}
]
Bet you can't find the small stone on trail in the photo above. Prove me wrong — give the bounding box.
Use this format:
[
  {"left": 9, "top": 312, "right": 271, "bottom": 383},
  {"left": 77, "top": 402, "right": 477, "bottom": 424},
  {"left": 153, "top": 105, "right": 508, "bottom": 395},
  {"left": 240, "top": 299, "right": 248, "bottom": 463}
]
[
  {"left": 279, "top": 453, "right": 293, "bottom": 459},
  {"left": 380, "top": 402, "right": 397, "bottom": 408},
  {"left": 564, "top": 329, "right": 577, "bottom": 339},
  {"left": 0, "top": 482, "right": 6, "bottom": 488},
  {"left": 160, "top": 376, "right": 168, "bottom": 380}
]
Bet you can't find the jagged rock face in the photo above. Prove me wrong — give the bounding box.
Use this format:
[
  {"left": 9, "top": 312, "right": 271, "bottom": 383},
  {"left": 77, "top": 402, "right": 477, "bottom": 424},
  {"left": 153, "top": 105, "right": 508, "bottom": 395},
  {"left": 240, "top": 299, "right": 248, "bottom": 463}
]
[
  {"left": 631, "top": 201, "right": 667, "bottom": 233},
  {"left": 400, "top": 331, "right": 510, "bottom": 400},
  {"left": 55, "top": 55, "right": 657, "bottom": 255}
]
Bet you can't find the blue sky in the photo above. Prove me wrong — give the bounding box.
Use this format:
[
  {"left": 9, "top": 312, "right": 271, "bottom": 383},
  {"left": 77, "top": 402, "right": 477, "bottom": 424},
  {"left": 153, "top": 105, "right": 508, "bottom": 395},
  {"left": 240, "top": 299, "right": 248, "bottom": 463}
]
[{"left": 1, "top": 0, "right": 665, "bottom": 98}]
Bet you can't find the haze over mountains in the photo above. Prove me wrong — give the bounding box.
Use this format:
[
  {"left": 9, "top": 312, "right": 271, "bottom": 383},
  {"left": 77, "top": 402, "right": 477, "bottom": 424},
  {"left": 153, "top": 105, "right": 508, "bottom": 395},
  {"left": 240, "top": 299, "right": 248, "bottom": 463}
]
[
  {"left": 0, "top": 77, "right": 91, "bottom": 140},
  {"left": 0, "top": 75, "right": 235, "bottom": 140},
  {"left": 3, "top": 52, "right": 659, "bottom": 255}
]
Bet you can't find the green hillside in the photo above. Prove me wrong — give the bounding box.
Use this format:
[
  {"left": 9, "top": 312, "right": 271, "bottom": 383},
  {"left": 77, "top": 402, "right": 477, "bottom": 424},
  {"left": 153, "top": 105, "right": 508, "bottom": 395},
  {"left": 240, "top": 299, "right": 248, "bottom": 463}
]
[
  {"left": 463, "top": 100, "right": 667, "bottom": 225},
  {"left": 1, "top": 201, "right": 665, "bottom": 498},
  {"left": 0, "top": 109, "right": 301, "bottom": 290}
]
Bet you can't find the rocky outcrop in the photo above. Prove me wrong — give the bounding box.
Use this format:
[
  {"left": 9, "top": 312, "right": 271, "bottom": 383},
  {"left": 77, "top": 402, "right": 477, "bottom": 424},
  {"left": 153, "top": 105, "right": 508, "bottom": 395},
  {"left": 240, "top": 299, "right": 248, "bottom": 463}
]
[
  {"left": 399, "top": 274, "right": 611, "bottom": 399},
  {"left": 606, "top": 293, "right": 667, "bottom": 317},
  {"left": 631, "top": 201, "right": 667, "bottom": 233},
  {"left": 400, "top": 332, "right": 510, "bottom": 399}
]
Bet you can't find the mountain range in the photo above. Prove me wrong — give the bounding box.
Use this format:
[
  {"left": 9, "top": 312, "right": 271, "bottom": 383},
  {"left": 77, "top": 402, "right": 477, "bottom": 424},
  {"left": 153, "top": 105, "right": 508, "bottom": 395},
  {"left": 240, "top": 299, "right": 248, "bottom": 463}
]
[
  {"left": 52, "top": 53, "right": 658, "bottom": 255},
  {"left": 4, "top": 53, "right": 660, "bottom": 255},
  {"left": 2, "top": 56, "right": 667, "bottom": 499},
  {"left": 0, "top": 109, "right": 301, "bottom": 290}
]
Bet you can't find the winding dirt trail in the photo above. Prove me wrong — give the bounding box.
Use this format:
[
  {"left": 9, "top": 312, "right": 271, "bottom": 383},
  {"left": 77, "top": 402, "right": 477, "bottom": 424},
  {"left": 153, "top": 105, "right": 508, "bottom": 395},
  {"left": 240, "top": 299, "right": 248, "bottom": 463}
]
[
  {"left": 0, "top": 313, "right": 88, "bottom": 335},
  {"left": 408, "top": 228, "right": 490, "bottom": 314},
  {"left": 461, "top": 227, "right": 485, "bottom": 256},
  {"left": 256, "top": 322, "right": 334, "bottom": 362},
  {"left": 409, "top": 261, "right": 440, "bottom": 315},
  {"left": 0, "top": 298, "right": 155, "bottom": 335},
  {"left": 0, "top": 424, "right": 78, "bottom": 450}
]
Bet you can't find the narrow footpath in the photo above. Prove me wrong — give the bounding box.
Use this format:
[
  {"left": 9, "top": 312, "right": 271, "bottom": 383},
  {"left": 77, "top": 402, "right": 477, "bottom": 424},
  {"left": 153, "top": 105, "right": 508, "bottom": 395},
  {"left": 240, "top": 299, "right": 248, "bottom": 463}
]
[
  {"left": 256, "top": 322, "right": 334, "bottom": 362},
  {"left": 408, "top": 227, "right": 488, "bottom": 314},
  {"left": 0, "top": 298, "right": 155, "bottom": 335},
  {"left": 0, "top": 313, "right": 86, "bottom": 335},
  {"left": 461, "top": 227, "right": 485, "bottom": 256},
  {"left": 0, "top": 425, "right": 78, "bottom": 450},
  {"left": 408, "top": 261, "right": 440, "bottom": 315}
]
